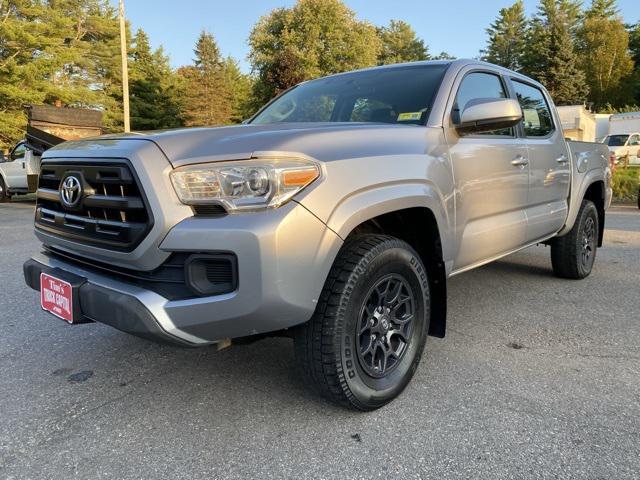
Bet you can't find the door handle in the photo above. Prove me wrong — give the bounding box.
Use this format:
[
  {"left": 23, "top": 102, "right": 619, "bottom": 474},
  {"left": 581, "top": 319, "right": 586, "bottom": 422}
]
[
  {"left": 556, "top": 155, "right": 569, "bottom": 165},
  {"left": 511, "top": 156, "right": 528, "bottom": 167}
]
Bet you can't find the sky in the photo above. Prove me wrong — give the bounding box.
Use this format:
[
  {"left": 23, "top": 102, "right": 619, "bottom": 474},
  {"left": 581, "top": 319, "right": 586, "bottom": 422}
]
[{"left": 114, "top": 0, "right": 640, "bottom": 72}]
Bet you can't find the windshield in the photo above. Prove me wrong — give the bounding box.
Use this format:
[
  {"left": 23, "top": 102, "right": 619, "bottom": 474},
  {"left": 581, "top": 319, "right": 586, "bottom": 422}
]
[
  {"left": 250, "top": 64, "right": 449, "bottom": 126},
  {"left": 603, "top": 134, "right": 629, "bottom": 146}
]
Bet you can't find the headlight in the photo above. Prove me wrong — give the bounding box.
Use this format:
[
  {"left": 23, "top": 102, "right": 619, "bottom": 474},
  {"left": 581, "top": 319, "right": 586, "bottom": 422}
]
[{"left": 170, "top": 158, "right": 320, "bottom": 212}]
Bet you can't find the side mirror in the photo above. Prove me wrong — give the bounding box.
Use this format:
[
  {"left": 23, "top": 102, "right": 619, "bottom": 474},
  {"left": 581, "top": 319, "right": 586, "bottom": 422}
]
[{"left": 456, "top": 98, "right": 522, "bottom": 134}]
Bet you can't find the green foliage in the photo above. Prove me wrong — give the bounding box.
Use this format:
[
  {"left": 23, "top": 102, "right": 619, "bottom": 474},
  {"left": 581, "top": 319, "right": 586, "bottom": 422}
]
[
  {"left": 629, "top": 22, "right": 640, "bottom": 67},
  {"left": 0, "top": 0, "right": 123, "bottom": 147},
  {"left": 577, "top": 4, "right": 634, "bottom": 109},
  {"left": 585, "top": 0, "right": 618, "bottom": 18},
  {"left": 128, "top": 29, "right": 183, "bottom": 130},
  {"left": 522, "top": 0, "right": 589, "bottom": 105},
  {"left": 612, "top": 167, "right": 639, "bottom": 202},
  {"left": 482, "top": 0, "right": 528, "bottom": 70},
  {"left": 248, "top": 0, "right": 381, "bottom": 107},
  {"left": 1, "top": 0, "right": 638, "bottom": 140},
  {"left": 188, "top": 31, "right": 232, "bottom": 126},
  {"left": 599, "top": 103, "right": 640, "bottom": 114},
  {"left": 433, "top": 52, "right": 456, "bottom": 60},
  {"left": 223, "top": 57, "right": 255, "bottom": 123},
  {"left": 377, "top": 20, "right": 429, "bottom": 65}
]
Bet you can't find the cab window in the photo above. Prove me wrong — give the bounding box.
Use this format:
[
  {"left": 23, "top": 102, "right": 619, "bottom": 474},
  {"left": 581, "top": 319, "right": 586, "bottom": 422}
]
[
  {"left": 454, "top": 72, "right": 513, "bottom": 136},
  {"left": 629, "top": 134, "right": 640, "bottom": 146},
  {"left": 512, "top": 80, "right": 554, "bottom": 137},
  {"left": 10, "top": 142, "right": 26, "bottom": 161}
]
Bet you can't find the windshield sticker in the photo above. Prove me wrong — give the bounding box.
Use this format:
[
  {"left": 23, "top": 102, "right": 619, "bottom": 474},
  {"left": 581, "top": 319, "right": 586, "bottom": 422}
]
[{"left": 397, "top": 112, "right": 422, "bottom": 121}]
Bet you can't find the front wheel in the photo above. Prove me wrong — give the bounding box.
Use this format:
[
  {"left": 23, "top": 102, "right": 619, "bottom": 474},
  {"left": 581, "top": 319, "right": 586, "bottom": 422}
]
[
  {"left": 551, "top": 200, "right": 599, "bottom": 279},
  {"left": 294, "top": 234, "right": 430, "bottom": 411},
  {"left": 0, "top": 177, "right": 9, "bottom": 202}
]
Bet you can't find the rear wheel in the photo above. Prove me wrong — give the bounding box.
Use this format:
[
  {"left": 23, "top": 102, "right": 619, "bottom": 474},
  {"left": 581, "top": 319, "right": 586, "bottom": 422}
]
[
  {"left": 551, "top": 200, "right": 599, "bottom": 279},
  {"left": 0, "top": 177, "right": 9, "bottom": 202},
  {"left": 294, "top": 234, "right": 430, "bottom": 410}
]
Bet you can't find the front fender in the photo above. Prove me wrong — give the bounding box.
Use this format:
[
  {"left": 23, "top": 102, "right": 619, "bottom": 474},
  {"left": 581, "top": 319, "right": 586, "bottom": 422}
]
[{"left": 297, "top": 148, "right": 455, "bottom": 270}]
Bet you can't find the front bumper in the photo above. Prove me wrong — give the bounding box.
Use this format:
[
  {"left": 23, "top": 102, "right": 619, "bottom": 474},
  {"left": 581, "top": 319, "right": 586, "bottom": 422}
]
[{"left": 24, "top": 201, "right": 343, "bottom": 346}]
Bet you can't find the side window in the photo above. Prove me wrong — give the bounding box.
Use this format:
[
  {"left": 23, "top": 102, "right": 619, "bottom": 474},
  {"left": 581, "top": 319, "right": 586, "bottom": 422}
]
[
  {"left": 10, "top": 142, "right": 26, "bottom": 161},
  {"left": 454, "top": 72, "right": 512, "bottom": 136},
  {"left": 628, "top": 134, "right": 640, "bottom": 146},
  {"left": 512, "top": 80, "right": 554, "bottom": 137}
]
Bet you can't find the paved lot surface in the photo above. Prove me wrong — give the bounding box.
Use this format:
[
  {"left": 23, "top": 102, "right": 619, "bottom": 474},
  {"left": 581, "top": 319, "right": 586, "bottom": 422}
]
[{"left": 0, "top": 200, "right": 638, "bottom": 479}]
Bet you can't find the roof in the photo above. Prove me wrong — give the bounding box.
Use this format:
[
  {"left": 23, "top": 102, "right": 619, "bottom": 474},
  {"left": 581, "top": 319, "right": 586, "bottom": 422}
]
[{"left": 26, "top": 105, "right": 103, "bottom": 128}]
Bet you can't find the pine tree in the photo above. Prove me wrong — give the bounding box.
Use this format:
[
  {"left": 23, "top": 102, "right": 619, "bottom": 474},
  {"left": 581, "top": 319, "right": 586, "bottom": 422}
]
[
  {"left": 585, "top": 0, "right": 618, "bottom": 18},
  {"left": 522, "top": 0, "right": 588, "bottom": 105},
  {"left": 129, "top": 29, "right": 183, "bottom": 130},
  {"left": 377, "top": 20, "right": 429, "bottom": 65},
  {"left": 482, "top": 0, "right": 527, "bottom": 70},
  {"left": 178, "top": 31, "right": 232, "bottom": 126},
  {"left": 222, "top": 57, "right": 254, "bottom": 123},
  {"left": 0, "top": 0, "right": 123, "bottom": 147}
]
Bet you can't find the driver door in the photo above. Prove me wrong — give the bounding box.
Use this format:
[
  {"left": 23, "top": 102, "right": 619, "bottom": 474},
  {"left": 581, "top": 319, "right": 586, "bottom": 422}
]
[
  {"left": 3, "top": 142, "right": 28, "bottom": 189},
  {"left": 627, "top": 134, "right": 640, "bottom": 165}
]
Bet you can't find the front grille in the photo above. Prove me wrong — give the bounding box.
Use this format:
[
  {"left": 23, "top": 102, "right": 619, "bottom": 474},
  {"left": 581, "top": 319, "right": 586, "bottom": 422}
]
[{"left": 35, "top": 162, "right": 152, "bottom": 251}]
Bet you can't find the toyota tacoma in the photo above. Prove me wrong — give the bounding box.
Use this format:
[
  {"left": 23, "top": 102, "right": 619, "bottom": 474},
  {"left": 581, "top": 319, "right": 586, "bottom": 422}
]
[{"left": 24, "top": 60, "right": 611, "bottom": 410}]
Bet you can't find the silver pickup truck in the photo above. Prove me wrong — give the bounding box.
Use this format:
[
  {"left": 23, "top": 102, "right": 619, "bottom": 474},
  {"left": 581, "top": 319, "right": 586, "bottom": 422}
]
[{"left": 24, "top": 60, "right": 611, "bottom": 410}]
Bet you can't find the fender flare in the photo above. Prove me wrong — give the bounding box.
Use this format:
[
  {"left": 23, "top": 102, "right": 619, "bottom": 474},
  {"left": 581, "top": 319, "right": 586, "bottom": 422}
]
[
  {"left": 324, "top": 181, "right": 454, "bottom": 264},
  {"left": 557, "top": 170, "right": 606, "bottom": 238}
]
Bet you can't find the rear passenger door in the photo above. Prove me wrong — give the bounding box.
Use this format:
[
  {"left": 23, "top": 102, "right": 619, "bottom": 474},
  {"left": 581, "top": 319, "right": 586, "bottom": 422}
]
[
  {"left": 445, "top": 69, "right": 530, "bottom": 271},
  {"left": 510, "top": 79, "right": 570, "bottom": 241}
]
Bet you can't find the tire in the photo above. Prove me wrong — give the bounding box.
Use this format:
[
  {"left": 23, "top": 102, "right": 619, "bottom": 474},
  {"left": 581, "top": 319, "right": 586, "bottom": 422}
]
[
  {"left": 294, "top": 234, "right": 430, "bottom": 411},
  {"left": 551, "top": 200, "right": 599, "bottom": 279},
  {"left": 0, "top": 176, "right": 9, "bottom": 202}
]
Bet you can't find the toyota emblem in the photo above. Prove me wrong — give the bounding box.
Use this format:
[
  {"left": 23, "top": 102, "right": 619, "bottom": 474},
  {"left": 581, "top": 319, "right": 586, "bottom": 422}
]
[{"left": 60, "top": 175, "right": 82, "bottom": 208}]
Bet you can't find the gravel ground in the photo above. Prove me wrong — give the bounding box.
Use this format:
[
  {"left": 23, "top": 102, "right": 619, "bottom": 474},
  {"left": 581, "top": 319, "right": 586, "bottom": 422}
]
[{"left": 0, "top": 201, "right": 638, "bottom": 479}]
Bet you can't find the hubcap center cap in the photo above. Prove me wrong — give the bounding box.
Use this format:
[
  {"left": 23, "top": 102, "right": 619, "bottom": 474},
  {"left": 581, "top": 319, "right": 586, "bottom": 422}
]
[{"left": 380, "top": 317, "right": 389, "bottom": 331}]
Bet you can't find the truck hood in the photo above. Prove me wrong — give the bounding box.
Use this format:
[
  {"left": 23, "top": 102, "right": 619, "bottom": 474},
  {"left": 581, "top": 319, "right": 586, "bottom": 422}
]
[{"left": 55, "top": 123, "right": 430, "bottom": 167}]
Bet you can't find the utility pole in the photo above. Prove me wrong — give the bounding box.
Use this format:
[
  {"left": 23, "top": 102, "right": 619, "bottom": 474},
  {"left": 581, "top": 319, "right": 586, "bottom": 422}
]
[{"left": 119, "top": 0, "right": 130, "bottom": 132}]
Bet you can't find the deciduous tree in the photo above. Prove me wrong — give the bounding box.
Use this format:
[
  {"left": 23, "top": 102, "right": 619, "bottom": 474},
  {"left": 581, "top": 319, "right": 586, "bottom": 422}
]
[
  {"left": 577, "top": 1, "right": 633, "bottom": 108},
  {"left": 248, "top": 0, "right": 381, "bottom": 107},
  {"left": 377, "top": 20, "right": 429, "bottom": 65}
]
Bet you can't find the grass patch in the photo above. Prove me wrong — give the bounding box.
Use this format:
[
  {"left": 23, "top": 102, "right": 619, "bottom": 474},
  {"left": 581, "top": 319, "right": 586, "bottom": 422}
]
[{"left": 612, "top": 167, "right": 639, "bottom": 202}]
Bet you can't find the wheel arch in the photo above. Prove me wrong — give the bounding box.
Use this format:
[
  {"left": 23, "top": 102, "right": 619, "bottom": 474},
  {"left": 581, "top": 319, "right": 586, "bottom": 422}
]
[
  {"left": 338, "top": 205, "right": 448, "bottom": 339},
  {"left": 583, "top": 180, "right": 606, "bottom": 247},
  {"left": 558, "top": 171, "right": 606, "bottom": 246}
]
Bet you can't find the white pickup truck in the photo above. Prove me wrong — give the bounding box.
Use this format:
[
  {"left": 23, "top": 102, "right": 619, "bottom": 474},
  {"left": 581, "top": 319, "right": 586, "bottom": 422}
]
[
  {"left": 601, "top": 132, "right": 640, "bottom": 165},
  {"left": 0, "top": 141, "right": 40, "bottom": 201}
]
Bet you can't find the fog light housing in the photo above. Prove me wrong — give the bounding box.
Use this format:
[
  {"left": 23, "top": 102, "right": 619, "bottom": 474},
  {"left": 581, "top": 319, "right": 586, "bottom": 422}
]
[{"left": 185, "top": 253, "right": 238, "bottom": 296}]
